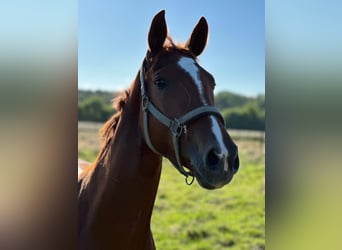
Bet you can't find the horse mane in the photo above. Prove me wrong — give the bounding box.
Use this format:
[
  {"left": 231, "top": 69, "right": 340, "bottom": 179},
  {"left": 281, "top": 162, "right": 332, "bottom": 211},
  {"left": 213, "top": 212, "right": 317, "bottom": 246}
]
[
  {"left": 99, "top": 90, "right": 129, "bottom": 145},
  {"left": 78, "top": 89, "right": 130, "bottom": 185}
]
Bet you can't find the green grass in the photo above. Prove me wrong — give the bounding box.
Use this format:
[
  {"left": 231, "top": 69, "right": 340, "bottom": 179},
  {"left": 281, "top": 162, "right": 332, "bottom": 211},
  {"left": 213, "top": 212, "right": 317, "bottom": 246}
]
[
  {"left": 78, "top": 149, "right": 98, "bottom": 162},
  {"left": 152, "top": 159, "right": 264, "bottom": 250}
]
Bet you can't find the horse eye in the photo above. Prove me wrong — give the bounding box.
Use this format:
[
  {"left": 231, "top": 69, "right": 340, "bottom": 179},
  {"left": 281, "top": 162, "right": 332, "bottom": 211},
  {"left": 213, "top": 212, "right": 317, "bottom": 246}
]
[{"left": 154, "top": 78, "right": 167, "bottom": 89}]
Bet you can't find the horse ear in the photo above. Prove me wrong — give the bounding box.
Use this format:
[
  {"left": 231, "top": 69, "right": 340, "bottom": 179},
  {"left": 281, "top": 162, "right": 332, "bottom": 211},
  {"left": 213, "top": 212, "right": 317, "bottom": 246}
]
[
  {"left": 148, "top": 10, "right": 167, "bottom": 55},
  {"left": 186, "top": 17, "right": 208, "bottom": 56}
]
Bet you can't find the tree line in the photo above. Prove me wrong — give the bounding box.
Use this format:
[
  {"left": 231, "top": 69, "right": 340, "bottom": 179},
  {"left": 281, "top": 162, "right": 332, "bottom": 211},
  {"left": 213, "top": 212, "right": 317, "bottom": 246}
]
[{"left": 78, "top": 90, "right": 264, "bottom": 131}]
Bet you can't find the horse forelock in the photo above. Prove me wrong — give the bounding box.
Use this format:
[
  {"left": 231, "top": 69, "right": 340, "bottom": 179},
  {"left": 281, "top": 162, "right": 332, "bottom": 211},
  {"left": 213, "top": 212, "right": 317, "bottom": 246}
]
[{"left": 148, "top": 36, "right": 197, "bottom": 61}]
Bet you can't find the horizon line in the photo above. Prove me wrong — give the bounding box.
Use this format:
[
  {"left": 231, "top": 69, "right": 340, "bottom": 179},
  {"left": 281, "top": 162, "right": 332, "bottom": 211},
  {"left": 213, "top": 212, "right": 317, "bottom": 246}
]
[{"left": 78, "top": 86, "right": 265, "bottom": 98}]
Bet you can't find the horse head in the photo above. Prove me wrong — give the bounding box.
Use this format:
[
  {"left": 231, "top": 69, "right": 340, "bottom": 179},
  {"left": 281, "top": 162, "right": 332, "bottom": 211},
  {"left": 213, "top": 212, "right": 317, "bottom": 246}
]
[{"left": 139, "top": 10, "right": 239, "bottom": 189}]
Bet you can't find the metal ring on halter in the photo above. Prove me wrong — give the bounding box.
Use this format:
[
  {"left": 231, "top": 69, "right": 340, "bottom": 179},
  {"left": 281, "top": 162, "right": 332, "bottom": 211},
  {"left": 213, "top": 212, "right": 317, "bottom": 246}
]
[
  {"left": 141, "top": 95, "right": 149, "bottom": 111},
  {"left": 185, "top": 175, "right": 195, "bottom": 185}
]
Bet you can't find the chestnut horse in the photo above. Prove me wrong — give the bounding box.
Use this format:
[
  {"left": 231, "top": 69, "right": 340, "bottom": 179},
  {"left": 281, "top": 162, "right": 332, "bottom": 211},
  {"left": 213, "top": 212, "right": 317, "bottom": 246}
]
[{"left": 78, "top": 10, "right": 239, "bottom": 250}]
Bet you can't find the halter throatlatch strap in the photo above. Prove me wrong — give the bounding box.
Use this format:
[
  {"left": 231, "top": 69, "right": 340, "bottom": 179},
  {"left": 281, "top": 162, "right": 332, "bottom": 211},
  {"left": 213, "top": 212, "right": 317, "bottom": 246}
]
[{"left": 139, "top": 59, "right": 225, "bottom": 184}]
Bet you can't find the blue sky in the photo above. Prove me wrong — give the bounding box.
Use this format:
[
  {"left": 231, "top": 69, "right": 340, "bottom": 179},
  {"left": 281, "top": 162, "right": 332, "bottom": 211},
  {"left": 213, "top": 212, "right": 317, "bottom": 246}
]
[{"left": 79, "top": 1, "right": 264, "bottom": 96}]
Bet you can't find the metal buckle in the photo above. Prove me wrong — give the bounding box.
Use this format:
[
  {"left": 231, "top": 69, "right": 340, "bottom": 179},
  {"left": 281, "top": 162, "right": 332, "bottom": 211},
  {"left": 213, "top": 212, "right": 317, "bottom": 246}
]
[{"left": 170, "top": 119, "right": 183, "bottom": 137}]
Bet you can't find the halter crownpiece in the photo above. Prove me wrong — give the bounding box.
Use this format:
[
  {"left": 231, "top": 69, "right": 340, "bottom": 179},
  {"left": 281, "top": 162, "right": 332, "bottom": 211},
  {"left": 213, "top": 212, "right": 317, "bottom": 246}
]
[{"left": 139, "top": 59, "right": 225, "bottom": 184}]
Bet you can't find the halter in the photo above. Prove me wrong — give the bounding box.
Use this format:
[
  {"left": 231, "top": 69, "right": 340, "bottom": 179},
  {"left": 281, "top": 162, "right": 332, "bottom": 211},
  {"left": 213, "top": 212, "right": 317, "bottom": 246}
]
[{"left": 139, "top": 59, "right": 225, "bottom": 185}]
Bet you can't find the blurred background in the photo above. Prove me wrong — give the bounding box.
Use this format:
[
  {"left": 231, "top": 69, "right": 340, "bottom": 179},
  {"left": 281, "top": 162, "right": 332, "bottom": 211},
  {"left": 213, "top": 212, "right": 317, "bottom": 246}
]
[{"left": 0, "top": 1, "right": 77, "bottom": 249}]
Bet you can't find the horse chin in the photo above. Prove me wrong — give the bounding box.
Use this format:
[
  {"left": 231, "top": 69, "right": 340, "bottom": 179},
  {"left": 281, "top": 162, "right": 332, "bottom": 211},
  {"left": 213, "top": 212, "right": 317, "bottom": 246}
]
[
  {"left": 195, "top": 176, "right": 218, "bottom": 190},
  {"left": 170, "top": 156, "right": 234, "bottom": 189},
  {"left": 190, "top": 164, "right": 234, "bottom": 190}
]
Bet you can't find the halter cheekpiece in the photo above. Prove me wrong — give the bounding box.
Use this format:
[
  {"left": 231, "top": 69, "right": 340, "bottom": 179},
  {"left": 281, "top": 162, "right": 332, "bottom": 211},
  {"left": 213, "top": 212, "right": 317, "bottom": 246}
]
[{"left": 139, "top": 58, "right": 225, "bottom": 185}]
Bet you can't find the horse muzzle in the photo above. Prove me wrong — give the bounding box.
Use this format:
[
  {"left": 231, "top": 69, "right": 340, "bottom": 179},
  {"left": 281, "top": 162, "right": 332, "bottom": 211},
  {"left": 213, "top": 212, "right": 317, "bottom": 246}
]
[{"left": 190, "top": 144, "right": 239, "bottom": 189}]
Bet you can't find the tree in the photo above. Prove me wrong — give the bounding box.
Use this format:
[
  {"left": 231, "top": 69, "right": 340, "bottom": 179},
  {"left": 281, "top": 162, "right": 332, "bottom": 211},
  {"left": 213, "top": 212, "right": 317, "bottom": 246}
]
[
  {"left": 77, "top": 89, "right": 265, "bottom": 130},
  {"left": 215, "top": 91, "right": 251, "bottom": 110},
  {"left": 78, "top": 96, "right": 113, "bottom": 121},
  {"left": 222, "top": 102, "right": 265, "bottom": 131}
]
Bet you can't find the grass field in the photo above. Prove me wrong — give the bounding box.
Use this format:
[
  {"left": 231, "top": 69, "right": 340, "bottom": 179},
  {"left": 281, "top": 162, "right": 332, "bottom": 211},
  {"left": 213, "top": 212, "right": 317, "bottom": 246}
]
[{"left": 78, "top": 121, "right": 265, "bottom": 249}]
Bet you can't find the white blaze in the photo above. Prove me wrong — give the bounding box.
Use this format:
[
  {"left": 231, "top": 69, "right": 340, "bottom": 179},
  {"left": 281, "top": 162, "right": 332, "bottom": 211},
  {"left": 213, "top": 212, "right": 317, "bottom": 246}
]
[
  {"left": 177, "top": 57, "right": 207, "bottom": 105},
  {"left": 178, "top": 56, "right": 229, "bottom": 171},
  {"left": 210, "top": 116, "right": 229, "bottom": 171}
]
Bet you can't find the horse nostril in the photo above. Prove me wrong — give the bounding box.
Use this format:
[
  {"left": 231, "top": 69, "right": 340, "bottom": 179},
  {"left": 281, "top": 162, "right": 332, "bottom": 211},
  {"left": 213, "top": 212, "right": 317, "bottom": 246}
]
[{"left": 206, "top": 149, "right": 222, "bottom": 170}]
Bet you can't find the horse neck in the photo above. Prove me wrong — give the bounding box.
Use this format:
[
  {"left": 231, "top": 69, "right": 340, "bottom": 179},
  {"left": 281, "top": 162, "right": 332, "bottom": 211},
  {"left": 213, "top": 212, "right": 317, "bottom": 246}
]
[
  {"left": 103, "top": 79, "right": 163, "bottom": 209},
  {"left": 84, "top": 77, "right": 162, "bottom": 244}
]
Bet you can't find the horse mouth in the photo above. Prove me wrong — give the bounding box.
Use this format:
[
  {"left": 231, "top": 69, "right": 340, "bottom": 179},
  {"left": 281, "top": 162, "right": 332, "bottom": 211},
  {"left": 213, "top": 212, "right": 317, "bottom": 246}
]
[{"left": 190, "top": 164, "right": 234, "bottom": 190}]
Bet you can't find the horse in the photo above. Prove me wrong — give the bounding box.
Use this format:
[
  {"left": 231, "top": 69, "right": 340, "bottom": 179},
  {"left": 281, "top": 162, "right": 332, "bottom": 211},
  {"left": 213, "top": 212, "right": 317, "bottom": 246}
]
[{"left": 78, "top": 10, "right": 239, "bottom": 250}]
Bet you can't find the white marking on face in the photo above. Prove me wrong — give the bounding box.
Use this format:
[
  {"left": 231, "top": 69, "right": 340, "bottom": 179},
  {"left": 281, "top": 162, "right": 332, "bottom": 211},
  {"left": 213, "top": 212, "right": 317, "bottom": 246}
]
[
  {"left": 210, "top": 116, "right": 229, "bottom": 172},
  {"left": 177, "top": 57, "right": 207, "bottom": 105}
]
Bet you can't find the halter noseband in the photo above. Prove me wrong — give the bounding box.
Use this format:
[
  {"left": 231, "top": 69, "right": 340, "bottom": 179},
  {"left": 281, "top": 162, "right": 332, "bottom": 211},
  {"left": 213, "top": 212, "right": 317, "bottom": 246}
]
[{"left": 139, "top": 59, "right": 225, "bottom": 185}]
